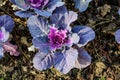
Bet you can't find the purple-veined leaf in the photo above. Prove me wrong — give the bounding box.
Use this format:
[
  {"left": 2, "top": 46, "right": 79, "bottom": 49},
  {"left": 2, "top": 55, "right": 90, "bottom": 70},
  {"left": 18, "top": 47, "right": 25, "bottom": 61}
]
[
  {"left": 73, "top": 0, "right": 92, "bottom": 12},
  {"left": 53, "top": 48, "right": 78, "bottom": 74},
  {"left": 0, "top": 15, "right": 14, "bottom": 32},
  {"left": 32, "top": 36, "right": 50, "bottom": 53},
  {"left": 27, "top": 16, "right": 49, "bottom": 37},
  {"left": 72, "top": 26, "right": 95, "bottom": 47},
  {"left": 2, "top": 42, "right": 20, "bottom": 56},
  {"left": 14, "top": 11, "right": 35, "bottom": 18},
  {"left": 75, "top": 47, "right": 91, "bottom": 68},
  {"left": 115, "top": 29, "right": 120, "bottom": 44},
  {"left": 33, "top": 51, "right": 53, "bottom": 70}
]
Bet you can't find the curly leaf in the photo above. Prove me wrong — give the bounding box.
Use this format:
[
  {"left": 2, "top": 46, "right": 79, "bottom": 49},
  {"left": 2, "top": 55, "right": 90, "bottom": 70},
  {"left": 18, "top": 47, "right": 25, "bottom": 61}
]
[{"left": 2, "top": 42, "right": 20, "bottom": 56}]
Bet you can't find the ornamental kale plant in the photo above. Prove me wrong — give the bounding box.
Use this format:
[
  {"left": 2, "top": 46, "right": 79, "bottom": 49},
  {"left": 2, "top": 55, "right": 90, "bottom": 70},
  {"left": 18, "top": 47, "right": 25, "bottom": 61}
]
[
  {"left": 10, "top": 0, "right": 64, "bottom": 18},
  {"left": 73, "top": 0, "right": 92, "bottom": 12},
  {"left": 0, "top": 15, "right": 19, "bottom": 58},
  {"left": 27, "top": 8, "right": 95, "bottom": 74}
]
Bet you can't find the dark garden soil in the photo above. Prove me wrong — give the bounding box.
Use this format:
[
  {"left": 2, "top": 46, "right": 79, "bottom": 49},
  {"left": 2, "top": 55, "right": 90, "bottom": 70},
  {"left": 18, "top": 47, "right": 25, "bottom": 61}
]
[{"left": 0, "top": 0, "right": 120, "bottom": 80}]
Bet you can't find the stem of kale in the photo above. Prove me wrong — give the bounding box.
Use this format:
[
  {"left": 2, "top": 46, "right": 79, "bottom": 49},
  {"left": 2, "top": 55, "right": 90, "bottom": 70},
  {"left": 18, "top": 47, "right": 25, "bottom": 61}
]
[{"left": 92, "top": 20, "right": 113, "bottom": 28}]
